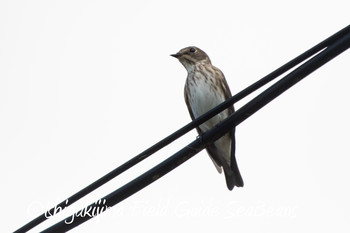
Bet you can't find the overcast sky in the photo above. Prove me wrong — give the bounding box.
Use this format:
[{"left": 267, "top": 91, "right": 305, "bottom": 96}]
[{"left": 1, "top": 1, "right": 350, "bottom": 232}]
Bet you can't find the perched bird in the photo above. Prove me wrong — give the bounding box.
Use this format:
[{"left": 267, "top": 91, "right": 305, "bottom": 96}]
[{"left": 171, "top": 46, "right": 243, "bottom": 190}]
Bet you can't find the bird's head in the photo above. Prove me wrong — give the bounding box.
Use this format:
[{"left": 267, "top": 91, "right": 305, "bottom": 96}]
[{"left": 171, "top": 46, "right": 211, "bottom": 71}]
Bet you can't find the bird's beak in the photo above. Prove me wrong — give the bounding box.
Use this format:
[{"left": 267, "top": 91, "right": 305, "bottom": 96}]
[{"left": 170, "top": 53, "right": 181, "bottom": 58}]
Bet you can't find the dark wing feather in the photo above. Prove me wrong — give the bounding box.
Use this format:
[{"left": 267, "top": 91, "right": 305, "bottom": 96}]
[
  {"left": 184, "top": 86, "right": 223, "bottom": 169},
  {"left": 219, "top": 72, "right": 244, "bottom": 189}
]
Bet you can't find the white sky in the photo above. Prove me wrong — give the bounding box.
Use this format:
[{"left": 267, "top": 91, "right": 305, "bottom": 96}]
[{"left": 1, "top": 0, "right": 350, "bottom": 232}]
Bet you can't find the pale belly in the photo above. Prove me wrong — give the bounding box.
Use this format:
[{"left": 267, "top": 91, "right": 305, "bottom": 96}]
[
  {"left": 186, "top": 77, "right": 232, "bottom": 167},
  {"left": 187, "top": 78, "right": 229, "bottom": 133}
]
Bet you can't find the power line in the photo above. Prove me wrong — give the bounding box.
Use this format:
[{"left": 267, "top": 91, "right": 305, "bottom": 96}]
[{"left": 14, "top": 24, "right": 350, "bottom": 233}]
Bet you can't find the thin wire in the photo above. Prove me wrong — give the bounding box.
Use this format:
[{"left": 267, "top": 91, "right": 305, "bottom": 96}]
[
  {"left": 14, "top": 24, "right": 350, "bottom": 233},
  {"left": 40, "top": 28, "right": 350, "bottom": 233}
]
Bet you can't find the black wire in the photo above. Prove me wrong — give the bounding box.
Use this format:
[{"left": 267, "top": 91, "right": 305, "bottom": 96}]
[
  {"left": 14, "top": 24, "right": 350, "bottom": 233},
  {"left": 39, "top": 27, "right": 350, "bottom": 233}
]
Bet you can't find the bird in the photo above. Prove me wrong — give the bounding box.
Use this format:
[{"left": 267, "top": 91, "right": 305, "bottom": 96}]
[{"left": 171, "top": 46, "right": 243, "bottom": 190}]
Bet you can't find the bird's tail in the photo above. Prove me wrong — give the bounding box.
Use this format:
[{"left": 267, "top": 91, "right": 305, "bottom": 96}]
[
  {"left": 224, "top": 128, "right": 244, "bottom": 190},
  {"left": 223, "top": 147, "right": 244, "bottom": 190},
  {"left": 224, "top": 163, "right": 244, "bottom": 191}
]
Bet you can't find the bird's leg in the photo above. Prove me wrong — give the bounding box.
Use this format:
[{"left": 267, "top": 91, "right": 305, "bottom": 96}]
[{"left": 196, "top": 133, "right": 204, "bottom": 143}]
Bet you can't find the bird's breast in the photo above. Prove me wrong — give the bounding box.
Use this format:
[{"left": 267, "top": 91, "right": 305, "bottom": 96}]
[{"left": 186, "top": 72, "right": 228, "bottom": 132}]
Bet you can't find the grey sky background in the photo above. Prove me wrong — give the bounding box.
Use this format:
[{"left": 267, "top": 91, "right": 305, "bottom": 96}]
[{"left": 1, "top": 1, "right": 350, "bottom": 232}]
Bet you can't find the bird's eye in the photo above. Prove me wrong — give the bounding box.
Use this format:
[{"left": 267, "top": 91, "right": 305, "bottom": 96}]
[{"left": 190, "top": 48, "right": 196, "bottom": 53}]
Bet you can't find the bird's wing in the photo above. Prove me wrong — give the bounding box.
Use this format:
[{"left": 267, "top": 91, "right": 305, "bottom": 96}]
[
  {"left": 219, "top": 72, "right": 244, "bottom": 188},
  {"left": 185, "top": 88, "right": 222, "bottom": 173},
  {"left": 184, "top": 87, "right": 223, "bottom": 173}
]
